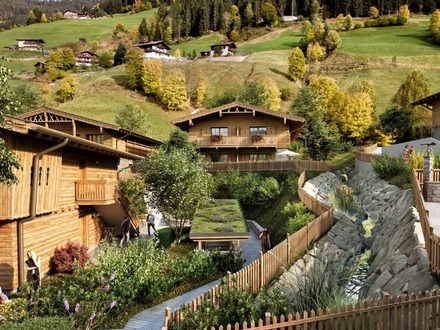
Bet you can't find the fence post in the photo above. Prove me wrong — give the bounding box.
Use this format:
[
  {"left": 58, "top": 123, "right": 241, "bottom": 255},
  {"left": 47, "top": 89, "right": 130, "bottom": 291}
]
[
  {"left": 163, "top": 307, "right": 171, "bottom": 329},
  {"left": 227, "top": 271, "right": 232, "bottom": 288},
  {"left": 286, "top": 233, "right": 290, "bottom": 263},
  {"left": 259, "top": 251, "right": 264, "bottom": 289}
]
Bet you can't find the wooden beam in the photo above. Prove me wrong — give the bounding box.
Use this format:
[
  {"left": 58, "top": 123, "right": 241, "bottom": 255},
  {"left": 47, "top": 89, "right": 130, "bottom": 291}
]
[
  {"left": 189, "top": 119, "right": 193, "bottom": 126},
  {"left": 219, "top": 111, "right": 223, "bottom": 117},
  {"left": 100, "top": 126, "right": 103, "bottom": 134},
  {"left": 72, "top": 119, "right": 76, "bottom": 136},
  {"left": 284, "top": 117, "right": 287, "bottom": 125},
  {"left": 44, "top": 112, "right": 48, "bottom": 128},
  {"left": 253, "top": 110, "right": 255, "bottom": 117}
]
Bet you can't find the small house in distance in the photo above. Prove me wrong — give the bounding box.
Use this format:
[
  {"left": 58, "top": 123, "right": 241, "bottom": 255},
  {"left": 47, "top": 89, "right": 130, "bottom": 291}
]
[
  {"left": 190, "top": 199, "right": 250, "bottom": 250},
  {"left": 172, "top": 102, "right": 305, "bottom": 162},
  {"left": 75, "top": 50, "right": 99, "bottom": 66},
  {"left": 63, "top": 10, "right": 79, "bottom": 19},
  {"left": 210, "top": 42, "right": 237, "bottom": 57},
  {"left": 132, "top": 40, "right": 173, "bottom": 59},
  {"left": 15, "top": 38, "right": 45, "bottom": 51}
]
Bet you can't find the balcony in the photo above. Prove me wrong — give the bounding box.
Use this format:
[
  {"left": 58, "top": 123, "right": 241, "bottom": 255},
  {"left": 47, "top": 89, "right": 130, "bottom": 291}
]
[
  {"left": 75, "top": 180, "right": 118, "bottom": 205},
  {"left": 195, "top": 135, "right": 277, "bottom": 148}
]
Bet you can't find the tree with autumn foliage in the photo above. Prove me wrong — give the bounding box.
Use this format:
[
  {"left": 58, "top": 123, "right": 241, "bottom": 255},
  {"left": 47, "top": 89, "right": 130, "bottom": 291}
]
[
  {"left": 57, "top": 74, "right": 78, "bottom": 102},
  {"left": 261, "top": 78, "right": 281, "bottom": 111},
  {"left": 142, "top": 59, "right": 162, "bottom": 97},
  {"left": 125, "top": 47, "right": 144, "bottom": 91},
  {"left": 193, "top": 75, "right": 208, "bottom": 108},
  {"left": 161, "top": 69, "right": 188, "bottom": 111},
  {"left": 288, "top": 47, "right": 306, "bottom": 81}
]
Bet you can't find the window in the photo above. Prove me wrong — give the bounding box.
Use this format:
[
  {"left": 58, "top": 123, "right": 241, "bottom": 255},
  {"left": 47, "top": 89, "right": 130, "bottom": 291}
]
[
  {"left": 211, "top": 154, "right": 228, "bottom": 162},
  {"left": 249, "top": 127, "right": 267, "bottom": 135},
  {"left": 86, "top": 134, "right": 104, "bottom": 144},
  {"left": 249, "top": 154, "right": 267, "bottom": 161},
  {"left": 211, "top": 127, "right": 228, "bottom": 136},
  {"left": 46, "top": 167, "right": 50, "bottom": 186}
]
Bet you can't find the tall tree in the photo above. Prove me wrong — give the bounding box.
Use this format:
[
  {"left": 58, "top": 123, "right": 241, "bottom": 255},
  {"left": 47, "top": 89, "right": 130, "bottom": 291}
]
[
  {"left": 125, "top": 47, "right": 144, "bottom": 91},
  {"left": 57, "top": 74, "right": 78, "bottom": 102},
  {"left": 138, "top": 17, "right": 148, "bottom": 41},
  {"left": 392, "top": 69, "right": 431, "bottom": 138},
  {"left": 288, "top": 47, "right": 306, "bottom": 81},
  {"left": 139, "top": 129, "right": 213, "bottom": 242},
  {"left": 113, "top": 42, "right": 127, "bottom": 66},
  {"left": 142, "top": 59, "right": 162, "bottom": 97},
  {"left": 261, "top": 78, "right": 281, "bottom": 111},
  {"left": 0, "top": 66, "right": 22, "bottom": 185},
  {"left": 161, "top": 69, "right": 188, "bottom": 111}
]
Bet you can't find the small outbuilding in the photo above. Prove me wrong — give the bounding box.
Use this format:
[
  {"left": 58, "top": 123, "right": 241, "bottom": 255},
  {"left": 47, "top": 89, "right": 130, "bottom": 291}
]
[{"left": 209, "top": 42, "right": 237, "bottom": 57}]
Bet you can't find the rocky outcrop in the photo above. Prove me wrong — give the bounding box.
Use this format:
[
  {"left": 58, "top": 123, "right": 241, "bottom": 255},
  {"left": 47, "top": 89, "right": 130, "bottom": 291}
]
[{"left": 269, "top": 171, "right": 439, "bottom": 307}]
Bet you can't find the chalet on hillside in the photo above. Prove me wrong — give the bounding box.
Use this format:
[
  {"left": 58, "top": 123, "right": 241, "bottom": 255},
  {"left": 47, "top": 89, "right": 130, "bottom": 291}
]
[
  {"left": 63, "top": 10, "right": 79, "bottom": 18},
  {"left": 75, "top": 50, "right": 99, "bottom": 66},
  {"left": 15, "top": 38, "right": 45, "bottom": 51},
  {"left": 209, "top": 42, "right": 237, "bottom": 57},
  {"left": 133, "top": 40, "right": 173, "bottom": 60},
  {"left": 412, "top": 92, "right": 440, "bottom": 140},
  {"left": 16, "top": 107, "right": 161, "bottom": 158},
  {"left": 172, "top": 102, "right": 304, "bottom": 162},
  {"left": 0, "top": 116, "right": 145, "bottom": 293}
]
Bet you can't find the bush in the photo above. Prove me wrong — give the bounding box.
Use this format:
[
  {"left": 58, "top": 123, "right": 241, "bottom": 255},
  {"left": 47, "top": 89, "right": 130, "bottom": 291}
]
[
  {"left": 0, "top": 316, "right": 73, "bottom": 330},
  {"left": 119, "top": 177, "right": 147, "bottom": 216},
  {"left": 155, "top": 227, "right": 175, "bottom": 248},
  {"left": 283, "top": 202, "right": 315, "bottom": 234},
  {"left": 280, "top": 87, "right": 293, "bottom": 101},
  {"left": 372, "top": 154, "right": 409, "bottom": 179},
  {"left": 258, "top": 288, "right": 288, "bottom": 319},
  {"left": 354, "top": 22, "right": 363, "bottom": 29},
  {"left": 211, "top": 249, "right": 244, "bottom": 273},
  {"left": 51, "top": 241, "right": 89, "bottom": 274},
  {"left": 333, "top": 184, "right": 357, "bottom": 212}
]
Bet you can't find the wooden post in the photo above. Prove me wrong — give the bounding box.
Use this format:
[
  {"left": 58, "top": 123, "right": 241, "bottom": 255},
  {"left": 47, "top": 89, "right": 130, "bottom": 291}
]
[
  {"left": 286, "top": 233, "right": 290, "bottom": 263},
  {"left": 227, "top": 271, "right": 232, "bottom": 288},
  {"left": 259, "top": 251, "right": 264, "bottom": 289},
  {"left": 163, "top": 307, "right": 171, "bottom": 329}
]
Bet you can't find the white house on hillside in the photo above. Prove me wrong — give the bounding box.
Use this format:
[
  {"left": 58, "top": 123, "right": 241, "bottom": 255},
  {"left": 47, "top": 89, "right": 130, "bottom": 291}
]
[{"left": 132, "top": 41, "right": 174, "bottom": 60}]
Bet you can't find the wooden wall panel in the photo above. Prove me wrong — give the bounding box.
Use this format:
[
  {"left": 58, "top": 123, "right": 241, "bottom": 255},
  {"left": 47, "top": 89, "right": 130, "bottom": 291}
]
[
  {"left": 58, "top": 150, "right": 79, "bottom": 209},
  {"left": 36, "top": 149, "right": 62, "bottom": 215},
  {"left": 433, "top": 99, "right": 440, "bottom": 128},
  {"left": 0, "top": 221, "right": 18, "bottom": 291},
  {"left": 188, "top": 113, "right": 292, "bottom": 149}
]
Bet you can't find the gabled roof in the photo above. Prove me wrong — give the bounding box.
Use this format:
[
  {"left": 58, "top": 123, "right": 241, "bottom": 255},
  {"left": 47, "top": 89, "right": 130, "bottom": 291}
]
[
  {"left": 210, "top": 42, "right": 237, "bottom": 48},
  {"left": 171, "top": 102, "right": 305, "bottom": 125},
  {"left": 16, "top": 38, "right": 45, "bottom": 43},
  {"left": 17, "top": 107, "right": 162, "bottom": 146},
  {"left": 411, "top": 92, "right": 440, "bottom": 108},
  {"left": 2, "top": 116, "right": 143, "bottom": 160},
  {"left": 75, "top": 50, "right": 99, "bottom": 57},
  {"left": 133, "top": 40, "right": 171, "bottom": 50}
]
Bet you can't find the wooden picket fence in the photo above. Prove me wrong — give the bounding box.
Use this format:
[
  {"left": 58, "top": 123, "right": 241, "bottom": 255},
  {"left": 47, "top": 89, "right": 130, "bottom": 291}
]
[
  {"left": 166, "top": 290, "right": 440, "bottom": 329},
  {"left": 206, "top": 160, "right": 333, "bottom": 173},
  {"left": 163, "top": 171, "right": 334, "bottom": 328}
]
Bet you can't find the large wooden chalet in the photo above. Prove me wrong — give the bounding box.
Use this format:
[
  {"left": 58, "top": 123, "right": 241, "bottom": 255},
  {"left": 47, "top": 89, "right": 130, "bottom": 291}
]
[
  {"left": 172, "top": 102, "right": 305, "bottom": 162},
  {"left": 16, "top": 107, "right": 161, "bottom": 157},
  {"left": 132, "top": 40, "right": 172, "bottom": 59},
  {"left": 0, "top": 109, "right": 160, "bottom": 292},
  {"left": 75, "top": 50, "right": 99, "bottom": 66},
  {"left": 412, "top": 91, "right": 440, "bottom": 140},
  {"left": 15, "top": 38, "right": 45, "bottom": 51}
]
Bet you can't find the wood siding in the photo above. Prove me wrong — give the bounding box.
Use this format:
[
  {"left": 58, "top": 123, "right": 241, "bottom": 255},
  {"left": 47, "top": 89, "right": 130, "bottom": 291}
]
[
  {"left": 433, "top": 99, "right": 440, "bottom": 128},
  {"left": 188, "top": 113, "right": 292, "bottom": 150},
  {"left": 0, "top": 132, "right": 62, "bottom": 220},
  {"left": 0, "top": 208, "right": 105, "bottom": 291}
]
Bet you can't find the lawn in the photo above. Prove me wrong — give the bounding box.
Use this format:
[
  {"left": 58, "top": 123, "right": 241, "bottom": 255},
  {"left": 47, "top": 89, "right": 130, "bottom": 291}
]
[
  {"left": 169, "top": 32, "right": 224, "bottom": 57},
  {"left": 191, "top": 199, "right": 249, "bottom": 234}
]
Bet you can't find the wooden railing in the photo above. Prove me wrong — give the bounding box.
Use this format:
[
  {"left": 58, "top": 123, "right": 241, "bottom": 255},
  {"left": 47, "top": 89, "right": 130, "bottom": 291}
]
[
  {"left": 163, "top": 171, "right": 334, "bottom": 328},
  {"left": 196, "top": 135, "right": 277, "bottom": 147},
  {"left": 74, "top": 180, "right": 117, "bottom": 203},
  {"left": 125, "top": 140, "right": 154, "bottom": 156},
  {"left": 171, "top": 290, "right": 440, "bottom": 329},
  {"left": 207, "top": 160, "right": 333, "bottom": 172},
  {"left": 413, "top": 169, "right": 440, "bottom": 275}
]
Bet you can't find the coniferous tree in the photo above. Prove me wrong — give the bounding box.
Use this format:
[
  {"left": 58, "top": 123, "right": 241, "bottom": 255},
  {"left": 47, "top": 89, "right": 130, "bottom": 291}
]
[
  {"left": 113, "top": 42, "right": 127, "bottom": 66},
  {"left": 138, "top": 17, "right": 148, "bottom": 41}
]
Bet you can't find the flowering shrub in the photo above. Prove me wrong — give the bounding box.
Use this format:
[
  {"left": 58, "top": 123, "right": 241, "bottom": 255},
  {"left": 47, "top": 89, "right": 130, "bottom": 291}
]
[
  {"left": 52, "top": 241, "right": 89, "bottom": 273},
  {"left": 211, "top": 134, "right": 222, "bottom": 142}
]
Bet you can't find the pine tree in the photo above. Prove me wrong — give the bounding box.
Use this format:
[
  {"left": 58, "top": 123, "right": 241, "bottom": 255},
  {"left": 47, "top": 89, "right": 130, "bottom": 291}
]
[
  {"left": 113, "top": 42, "right": 127, "bottom": 66},
  {"left": 138, "top": 17, "right": 148, "bottom": 41}
]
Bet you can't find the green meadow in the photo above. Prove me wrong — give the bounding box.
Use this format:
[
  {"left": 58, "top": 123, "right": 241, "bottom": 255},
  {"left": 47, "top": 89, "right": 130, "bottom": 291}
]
[{"left": 1, "top": 14, "right": 440, "bottom": 140}]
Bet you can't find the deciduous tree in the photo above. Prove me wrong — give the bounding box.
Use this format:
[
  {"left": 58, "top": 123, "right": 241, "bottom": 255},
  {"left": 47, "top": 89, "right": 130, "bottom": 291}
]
[
  {"left": 288, "top": 47, "right": 306, "bottom": 81},
  {"left": 139, "top": 130, "right": 213, "bottom": 242},
  {"left": 99, "top": 51, "right": 114, "bottom": 68},
  {"left": 306, "top": 42, "right": 325, "bottom": 61},
  {"left": 142, "top": 59, "right": 162, "bottom": 97},
  {"left": 261, "top": 78, "right": 281, "bottom": 111},
  {"left": 125, "top": 47, "right": 144, "bottom": 91},
  {"left": 57, "top": 74, "right": 78, "bottom": 102},
  {"left": 193, "top": 75, "right": 208, "bottom": 107},
  {"left": 261, "top": 2, "right": 278, "bottom": 27},
  {"left": 161, "top": 69, "right": 187, "bottom": 111},
  {"left": 46, "top": 48, "right": 76, "bottom": 72},
  {"left": 344, "top": 14, "right": 353, "bottom": 31},
  {"left": 115, "top": 104, "right": 150, "bottom": 135}
]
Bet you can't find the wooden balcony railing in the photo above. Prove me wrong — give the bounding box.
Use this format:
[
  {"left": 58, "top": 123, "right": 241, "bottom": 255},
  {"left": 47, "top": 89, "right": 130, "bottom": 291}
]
[
  {"left": 75, "top": 180, "right": 118, "bottom": 205},
  {"left": 195, "top": 135, "right": 277, "bottom": 148},
  {"left": 207, "top": 160, "right": 333, "bottom": 172}
]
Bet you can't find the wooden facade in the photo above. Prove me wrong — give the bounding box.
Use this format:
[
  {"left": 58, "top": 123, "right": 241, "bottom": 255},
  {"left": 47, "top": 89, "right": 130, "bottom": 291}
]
[
  {"left": 15, "top": 38, "right": 45, "bottom": 51},
  {"left": 75, "top": 50, "right": 99, "bottom": 66},
  {"left": 172, "top": 102, "right": 304, "bottom": 162},
  {"left": 412, "top": 92, "right": 440, "bottom": 139},
  {"left": 0, "top": 116, "right": 143, "bottom": 292},
  {"left": 16, "top": 107, "right": 161, "bottom": 157}
]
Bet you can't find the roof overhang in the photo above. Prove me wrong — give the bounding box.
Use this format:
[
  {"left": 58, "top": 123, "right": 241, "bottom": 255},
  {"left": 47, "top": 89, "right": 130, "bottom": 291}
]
[{"left": 411, "top": 92, "right": 440, "bottom": 110}]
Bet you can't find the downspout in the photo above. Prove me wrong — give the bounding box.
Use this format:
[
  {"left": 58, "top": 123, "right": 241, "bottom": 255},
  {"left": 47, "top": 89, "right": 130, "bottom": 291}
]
[{"left": 18, "top": 138, "right": 69, "bottom": 289}]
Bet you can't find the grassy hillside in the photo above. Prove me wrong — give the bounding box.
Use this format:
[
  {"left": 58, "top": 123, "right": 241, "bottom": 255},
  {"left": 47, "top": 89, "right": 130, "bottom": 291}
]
[{"left": 2, "top": 14, "right": 440, "bottom": 141}]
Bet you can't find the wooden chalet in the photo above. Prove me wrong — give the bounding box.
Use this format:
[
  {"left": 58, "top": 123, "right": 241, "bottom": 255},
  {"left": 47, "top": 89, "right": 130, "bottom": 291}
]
[
  {"left": 412, "top": 92, "right": 440, "bottom": 140},
  {"left": 75, "top": 50, "right": 99, "bottom": 66},
  {"left": 172, "top": 102, "right": 305, "bottom": 162},
  {"left": 0, "top": 116, "right": 146, "bottom": 293},
  {"left": 16, "top": 107, "right": 161, "bottom": 158},
  {"left": 209, "top": 42, "right": 237, "bottom": 57},
  {"left": 133, "top": 40, "right": 172, "bottom": 59},
  {"left": 15, "top": 38, "right": 45, "bottom": 51}
]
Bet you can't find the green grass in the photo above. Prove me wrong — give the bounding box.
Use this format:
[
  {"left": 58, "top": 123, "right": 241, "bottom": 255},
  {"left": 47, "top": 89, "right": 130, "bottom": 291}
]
[
  {"left": 191, "top": 199, "right": 248, "bottom": 234},
  {"left": 238, "top": 29, "right": 302, "bottom": 53},
  {"left": 0, "top": 10, "right": 157, "bottom": 50},
  {"left": 169, "top": 33, "right": 224, "bottom": 56}
]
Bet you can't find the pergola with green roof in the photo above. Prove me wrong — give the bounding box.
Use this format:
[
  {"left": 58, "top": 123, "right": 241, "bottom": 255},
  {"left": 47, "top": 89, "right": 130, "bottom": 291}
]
[{"left": 190, "top": 199, "right": 250, "bottom": 250}]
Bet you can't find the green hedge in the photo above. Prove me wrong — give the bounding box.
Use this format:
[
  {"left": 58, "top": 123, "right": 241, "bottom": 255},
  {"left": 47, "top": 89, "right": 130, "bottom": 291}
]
[
  {"left": 0, "top": 316, "right": 73, "bottom": 330},
  {"left": 155, "top": 227, "right": 191, "bottom": 248}
]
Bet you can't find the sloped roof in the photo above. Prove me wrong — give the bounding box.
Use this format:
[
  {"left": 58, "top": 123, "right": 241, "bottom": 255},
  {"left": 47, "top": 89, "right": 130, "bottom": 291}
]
[
  {"left": 210, "top": 42, "right": 237, "bottom": 48},
  {"left": 411, "top": 92, "right": 440, "bottom": 108},
  {"left": 16, "top": 38, "right": 45, "bottom": 43},
  {"left": 3, "top": 116, "right": 143, "bottom": 160},
  {"left": 132, "top": 40, "right": 171, "bottom": 50},
  {"left": 75, "top": 50, "right": 99, "bottom": 57},
  {"left": 17, "top": 107, "right": 161, "bottom": 146},
  {"left": 171, "top": 102, "right": 305, "bottom": 125}
]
